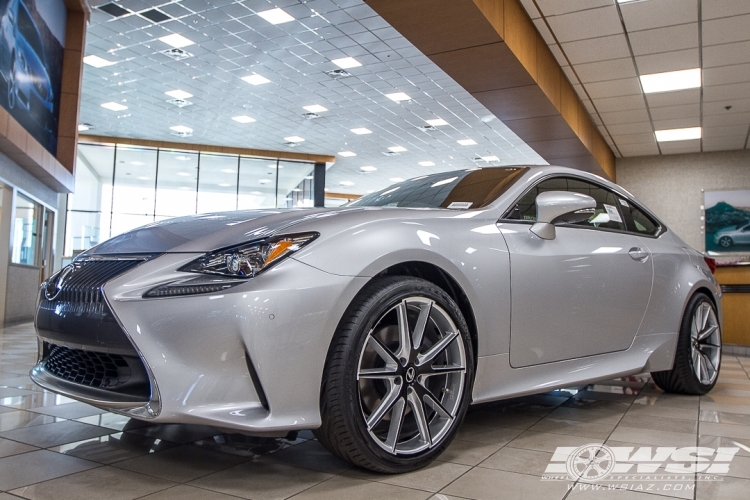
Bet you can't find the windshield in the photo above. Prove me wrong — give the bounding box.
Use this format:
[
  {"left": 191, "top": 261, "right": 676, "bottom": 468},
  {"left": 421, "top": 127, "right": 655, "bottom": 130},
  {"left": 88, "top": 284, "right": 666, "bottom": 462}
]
[{"left": 349, "top": 167, "right": 529, "bottom": 209}]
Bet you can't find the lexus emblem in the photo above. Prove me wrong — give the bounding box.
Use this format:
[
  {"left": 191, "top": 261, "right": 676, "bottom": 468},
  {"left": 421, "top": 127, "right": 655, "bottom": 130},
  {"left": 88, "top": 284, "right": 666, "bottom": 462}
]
[{"left": 44, "top": 265, "right": 73, "bottom": 301}]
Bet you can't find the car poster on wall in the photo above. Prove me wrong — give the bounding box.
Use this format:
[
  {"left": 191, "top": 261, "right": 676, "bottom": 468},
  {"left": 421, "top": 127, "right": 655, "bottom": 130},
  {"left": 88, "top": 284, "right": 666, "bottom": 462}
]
[
  {"left": 705, "top": 189, "right": 750, "bottom": 261},
  {"left": 0, "top": 0, "right": 66, "bottom": 155}
]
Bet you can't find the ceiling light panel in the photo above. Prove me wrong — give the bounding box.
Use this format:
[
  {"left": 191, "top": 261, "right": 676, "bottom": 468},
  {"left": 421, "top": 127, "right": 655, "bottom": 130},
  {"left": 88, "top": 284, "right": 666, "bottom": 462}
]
[
  {"left": 83, "top": 55, "right": 115, "bottom": 68},
  {"left": 655, "top": 127, "right": 701, "bottom": 142},
  {"left": 257, "top": 8, "right": 295, "bottom": 25},
  {"left": 457, "top": 139, "right": 477, "bottom": 146},
  {"left": 159, "top": 34, "right": 194, "bottom": 48},
  {"left": 303, "top": 105, "right": 328, "bottom": 113},
  {"left": 338, "top": 151, "right": 357, "bottom": 157},
  {"left": 385, "top": 92, "right": 411, "bottom": 102},
  {"left": 101, "top": 102, "right": 127, "bottom": 111},
  {"left": 232, "top": 115, "right": 256, "bottom": 123},
  {"left": 170, "top": 125, "right": 193, "bottom": 133},
  {"left": 351, "top": 128, "right": 372, "bottom": 135},
  {"left": 242, "top": 74, "right": 271, "bottom": 85},
  {"left": 388, "top": 146, "right": 407, "bottom": 153},
  {"left": 284, "top": 136, "right": 305, "bottom": 142},
  {"left": 640, "top": 68, "right": 701, "bottom": 94},
  {"left": 332, "top": 57, "right": 362, "bottom": 69},
  {"left": 165, "top": 89, "right": 193, "bottom": 99},
  {"left": 419, "top": 161, "right": 436, "bottom": 166},
  {"left": 426, "top": 118, "right": 449, "bottom": 127}
]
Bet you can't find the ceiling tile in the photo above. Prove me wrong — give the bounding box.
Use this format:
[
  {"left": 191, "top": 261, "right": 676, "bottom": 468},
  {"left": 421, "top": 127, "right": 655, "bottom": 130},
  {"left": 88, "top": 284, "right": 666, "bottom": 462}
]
[
  {"left": 703, "top": 63, "right": 750, "bottom": 86},
  {"left": 593, "top": 94, "right": 648, "bottom": 113},
  {"left": 702, "top": 124, "right": 748, "bottom": 138},
  {"left": 608, "top": 121, "right": 653, "bottom": 136},
  {"left": 620, "top": 0, "right": 698, "bottom": 32},
  {"left": 561, "top": 34, "right": 630, "bottom": 65},
  {"left": 613, "top": 132, "right": 656, "bottom": 145},
  {"left": 703, "top": 112, "right": 750, "bottom": 127},
  {"left": 649, "top": 103, "right": 701, "bottom": 121},
  {"left": 634, "top": 49, "right": 700, "bottom": 74},
  {"left": 545, "top": 6, "right": 622, "bottom": 43},
  {"left": 652, "top": 117, "right": 701, "bottom": 130},
  {"left": 703, "top": 41, "right": 750, "bottom": 68},
  {"left": 535, "top": 0, "right": 613, "bottom": 16},
  {"left": 628, "top": 23, "right": 699, "bottom": 56},
  {"left": 658, "top": 140, "right": 701, "bottom": 154},
  {"left": 584, "top": 77, "right": 642, "bottom": 99},
  {"left": 599, "top": 108, "right": 651, "bottom": 125},
  {"left": 702, "top": 14, "right": 750, "bottom": 46},
  {"left": 702, "top": 0, "right": 750, "bottom": 20},
  {"left": 574, "top": 58, "right": 637, "bottom": 84},
  {"left": 617, "top": 142, "right": 660, "bottom": 156},
  {"left": 702, "top": 135, "right": 748, "bottom": 151},
  {"left": 704, "top": 82, "right": 750, "bottom": 103},
  {"left": 533, "top": 18, "right": 556, "bottom": 45},
  {"left": 519, "top": 0, "right": 541, "bottom": 19}
]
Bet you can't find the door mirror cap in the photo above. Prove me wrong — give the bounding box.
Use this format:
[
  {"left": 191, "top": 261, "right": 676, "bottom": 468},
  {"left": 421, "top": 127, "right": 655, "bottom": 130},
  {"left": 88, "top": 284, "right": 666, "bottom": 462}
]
[{"left": 536, "top": 191, "right": 597, "bottom": 224}]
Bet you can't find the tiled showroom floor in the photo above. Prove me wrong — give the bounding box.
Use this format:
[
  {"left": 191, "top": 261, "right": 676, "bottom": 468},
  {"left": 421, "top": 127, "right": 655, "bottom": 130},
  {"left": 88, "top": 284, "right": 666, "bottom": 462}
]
[{"left": 1, "top": 322, "right": 750, "bottom": 500}]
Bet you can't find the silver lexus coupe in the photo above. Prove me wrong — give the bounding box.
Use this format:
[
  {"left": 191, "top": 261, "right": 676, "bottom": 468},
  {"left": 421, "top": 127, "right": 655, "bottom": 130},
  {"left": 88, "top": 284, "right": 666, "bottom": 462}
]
[{"left": 32, "top": 166, "right": 722, "bottom": 473}]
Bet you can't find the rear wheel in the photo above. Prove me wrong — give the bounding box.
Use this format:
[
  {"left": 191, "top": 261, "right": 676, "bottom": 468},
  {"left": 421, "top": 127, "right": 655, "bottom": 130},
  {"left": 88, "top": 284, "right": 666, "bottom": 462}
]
[
  {"left": 651, "top": 293, "right": 721, "bottom": 395},
  {"left": 315, "top": 276, "right": 474, "bottom": 473}
]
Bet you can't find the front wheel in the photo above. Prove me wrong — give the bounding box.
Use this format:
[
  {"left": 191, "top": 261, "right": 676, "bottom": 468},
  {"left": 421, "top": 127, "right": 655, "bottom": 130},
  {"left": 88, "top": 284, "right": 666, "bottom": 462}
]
[
  {"left": 315, "top": 276, "right": 474, "bottom": 473},
  {"left": 718, "top": 236, "right": 733, "bottom": 248},
  {"left": 651, "top": 293, "right": 721, "bottom": 395}
]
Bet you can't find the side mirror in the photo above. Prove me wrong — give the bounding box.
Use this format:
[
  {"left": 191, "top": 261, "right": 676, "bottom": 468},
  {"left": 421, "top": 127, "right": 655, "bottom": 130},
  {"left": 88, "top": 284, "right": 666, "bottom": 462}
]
[{"left": 530, "top": 191, "right": 597, "bottom": 240}]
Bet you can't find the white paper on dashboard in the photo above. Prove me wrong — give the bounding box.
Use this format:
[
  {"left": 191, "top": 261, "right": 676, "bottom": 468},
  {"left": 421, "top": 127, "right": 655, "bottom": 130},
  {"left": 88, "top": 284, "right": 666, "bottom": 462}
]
[
  {"left": 448, "top": 202, "right": 473, "bottom": 209},
  {"left": 604, "top": 204, "right": 623, "bottom": 223}
]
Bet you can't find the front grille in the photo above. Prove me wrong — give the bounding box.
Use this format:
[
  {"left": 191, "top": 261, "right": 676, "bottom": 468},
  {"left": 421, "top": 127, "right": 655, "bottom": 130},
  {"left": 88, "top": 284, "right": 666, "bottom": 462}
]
[
  {"left": 44, "top": 344, "right": 131, "bottom": 388},
  {"left": 52, "top": 258, "right": 148, "bottom": 304}
]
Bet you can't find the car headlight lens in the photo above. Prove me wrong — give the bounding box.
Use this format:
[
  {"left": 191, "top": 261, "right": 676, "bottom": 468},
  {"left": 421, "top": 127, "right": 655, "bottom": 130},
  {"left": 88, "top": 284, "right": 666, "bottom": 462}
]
[{"left": 143, "top": 232, "right": 318, "bottom": 298}]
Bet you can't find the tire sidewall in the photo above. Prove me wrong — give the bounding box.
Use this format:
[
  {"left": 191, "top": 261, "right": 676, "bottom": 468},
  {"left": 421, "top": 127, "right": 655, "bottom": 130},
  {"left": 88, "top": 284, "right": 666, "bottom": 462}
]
[
  {"left": 680, "top": 293, "right": 721, "bottom": 394},
  {"left": 338, "top": 278, "right": 475, "bottom": 471}
]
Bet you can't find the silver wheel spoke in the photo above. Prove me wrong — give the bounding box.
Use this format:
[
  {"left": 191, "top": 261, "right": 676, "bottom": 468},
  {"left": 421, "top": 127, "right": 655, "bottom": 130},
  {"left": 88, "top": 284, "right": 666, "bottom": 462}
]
[
  {"left": 358, "top": 367, "right": 399, "bottom": 380},
  {"left": 693, "top": 348, "right": 702, "bottom": 381},
  {"left": 690, "top": 301, "right": 721, "bottom": 386},
  {"left": 384, "top": 397, "right": 406, "bottom": 453},
  {"left": 395, "top": 301, "right": 411, "bottom": 362},
  {"left": 407, "top": 387, "right": 431, "bottom": 446},
  {"left": 415, "top": 382, "right": 452, "bottom": 419},
  {"left": 412, "top": 301, "right": 432, "bottom": 351},
  {"left": 698, "top": 324, "right": 718, "bottom": 341},
  {"left": 417, "top": 331, "right": 459, "bottom": 366},
  {"left": 367, "top": 381, "right": 401, "bottom": 430},
  {"left": 420, "top": 364, "right": 465, "bottom": 377},
  {"left": 367, "top": 336, "right": 399, "bottom": 369}
]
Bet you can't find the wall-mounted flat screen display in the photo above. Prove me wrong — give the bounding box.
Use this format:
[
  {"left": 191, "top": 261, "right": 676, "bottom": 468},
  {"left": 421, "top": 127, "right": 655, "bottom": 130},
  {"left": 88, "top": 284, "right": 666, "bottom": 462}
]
[
  {"left": 705, "top": 189, "right": 750, "bottom": 260},
  {"left": 0, "top": 0, "right": 66, "bottom": 155}
]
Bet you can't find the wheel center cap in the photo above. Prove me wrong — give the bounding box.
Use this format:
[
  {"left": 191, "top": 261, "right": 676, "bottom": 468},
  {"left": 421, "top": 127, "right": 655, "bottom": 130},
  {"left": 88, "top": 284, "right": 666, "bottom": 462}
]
[{"left": 405, "top": 366, "right": 416, "bottom": 384}]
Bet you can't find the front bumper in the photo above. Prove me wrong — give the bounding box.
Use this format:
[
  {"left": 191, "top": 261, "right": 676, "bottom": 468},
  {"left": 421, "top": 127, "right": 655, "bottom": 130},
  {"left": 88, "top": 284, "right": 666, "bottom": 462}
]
[{"left": 32, "top": 253, "right": 367, "bottom": 433}]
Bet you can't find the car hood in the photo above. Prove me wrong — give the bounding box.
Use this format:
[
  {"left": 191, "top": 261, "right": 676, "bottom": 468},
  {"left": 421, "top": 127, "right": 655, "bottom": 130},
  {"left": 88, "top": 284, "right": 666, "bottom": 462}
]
[
  {"left": 716, "top": 226, "right": 737, "bottom": 234},
  {"left": 83, "top": 208, "right": 346, "bottom": 255}
]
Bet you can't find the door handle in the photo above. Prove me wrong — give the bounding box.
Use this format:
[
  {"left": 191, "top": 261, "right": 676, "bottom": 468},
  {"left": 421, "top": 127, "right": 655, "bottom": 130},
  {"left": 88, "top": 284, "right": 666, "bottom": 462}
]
[{"left": 628, "top": 247, "right": 648, "bottom": 261}]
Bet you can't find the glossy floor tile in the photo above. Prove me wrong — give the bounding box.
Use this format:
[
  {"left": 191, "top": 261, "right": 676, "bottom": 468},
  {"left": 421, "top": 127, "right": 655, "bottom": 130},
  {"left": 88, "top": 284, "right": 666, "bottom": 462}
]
[{"left": 1, "top": 322, "right": 749, "bottom": 499}]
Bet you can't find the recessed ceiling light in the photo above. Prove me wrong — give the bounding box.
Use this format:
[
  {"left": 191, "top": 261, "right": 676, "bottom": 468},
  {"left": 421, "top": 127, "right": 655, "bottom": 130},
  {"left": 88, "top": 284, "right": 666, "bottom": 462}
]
[
  {"left": 242, "top": 73, "right": 271, "bottom": 85},
  {"left": 170, "top": 125, "right": 193, "bottom": 134},
  {"left": 131, "top": 161, "right": 145, "bottom": 166},
  {"left": 388, "top": 146, "right": 407, "bottom": 153},
  {"left": 218, "top": 183, "right": 232, "bottom": 187},
  {"left": 419, "top": 161, "right": 435, "bottom": 167},
  {"left": 258, "top": 179, "right": 272, "bottom": 184},
  {"left": 158, "top": 33, "right": 194, "bottom": 48},
  {"left": 482, "top": 155, "right": 500, "bottom": 162},
  {"left": 332, "top": 57, "right": 362, "bottom": 69},
  {"left": 389, "top": 177, "right": 405, "bottom": 182},
  {"left": 385, "top": 92, "right": 411, "bottom": 102},
  {"left": 232, "top": 115, "right": 256, "bottom": 123},
  {"left": 77, "top": 123, "right": 92, "bottom": 132},
  {"left": 426, "top": 118, "right": 448, "bottom": 127},
  {"left": 101, "top": 101, "right": 127, "bottom": 111},
  {"left": 83, "top": 55, "right": 115, "bottom": 68},
  {"left": 221, "top": 169, "right": 235, "bottom": 173},
  {"left": 351, "top": 128, "right": 372, "bottom": 135},
  {"left": 338, "top": 151, "right": 356, "bottom": 157},
  {"left": 640, "top": 68, "right": 701, "bottom": 94},
  {"left": 303, "top": 104, "right": 328, "bottom": 113},
  {"left": 339, "top": 181, "right": 355, "bottom": 186},
  {"left": 257, "top": 7, "right": 295, "bottom": 24},
  {"left": 175, "top": 155, "right": 191, "bottom": 161},
  {"left": 165, "top": 89, "right": 193, "bottom": 99},
  {"left": 359, "top": 166, "right": 377, "bottom": 172},
  {"left": 284, "top": 136, "right": 305, "bottom": 143},
  {"left": 655, "top": 127, "right": 701, "bottom": 142},
  {"left": 177, "top": 172, "right": 192, "bottom": 177},
  {"left": 457, "top": 139, "right": 477, "bottom": 146},
  {"left": 137, "top": 176, "right": 150, "bottom": 180}
]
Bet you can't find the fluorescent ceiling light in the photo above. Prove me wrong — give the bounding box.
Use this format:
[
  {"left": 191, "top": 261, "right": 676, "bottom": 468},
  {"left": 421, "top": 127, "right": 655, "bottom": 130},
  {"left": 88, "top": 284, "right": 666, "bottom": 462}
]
[
  {"left": 218, "top": 183, "right": 232, "bottom": 187},
  {"left": 389, "top": 177, "right": 405, "bottom": 182},
  {"left": 303, "top": 104, "right": 328, "bottom": 113},
  {"left": 419, "top": 161, "right": 435, "bottom": 167},
  {"left": 482, "top": 155, "right": 499, "bottom": 162},
  {"left": 83, "top": 55, "right": 115, "bottom": 68},
  {"left": 655, "top": 127, "right": 701, "bottom": 142},
  {"left": 232, "top": 115, "right": 256, "bottom": 123},
  {"left": 284, "top": 136, "right": 305, "bottom": 142},
  {"left": 242, "top": 73, "right": 271, "bottom": 85},
  {"left": 170, "top": 125, "right": 193, "bottom": 134},
  {"left": 385, "top": 92, "right": 411, "bottom": 102},
  {"left": 457, "top": 139, "right": 477, "bottom": 146},
  {"left": 165, "top": 89, "right": 193, "bottom": 99},
  {"left": 101, "top": 101, "right": 127, "bottom": 111},
  {"left": 332, "top": 57, "right": 361, "bottom": 69},
  {"left": 388, "top": 146, "right": 407, "bottom": 153},
  {"left": 258, "top": 179, "right": 271, "bottom": 184},
  {"left": 338, "top": 151, "right": 356, "bottom": 157},
  {"left": 640, "top": 68, "right": 701, "bottom": 94},
  {"left": 425, "top": 118, "right": 448, "bottom": 127},
  {"left": 221, "top": 169, "right": 235, "bottom": 174},
  {"left": 77, "top": 124, "right": 90, "bottom": 132},
  {"left": 177, "top": 172, "right": 192, "bottom": 177},
  {"left": 617, "top": 0, "right": 639, "bottom": 3},
  {"left": 159, "top": 33, "right": 194, "bottom": 48},
  {"left": 351, "top": 127, "right": 372, "bottom": 135},
  {"left": 359, "top": 166, "right": 377, "bottom": 172},
  {"left": 257, "top": 8, "right": 295, "bottom": 24},
  {"left": 339, "top": 181, "right": 355, "bottom": 186},
  {"left": 175, "top": 155, "right": 191, "bottom": 161}
]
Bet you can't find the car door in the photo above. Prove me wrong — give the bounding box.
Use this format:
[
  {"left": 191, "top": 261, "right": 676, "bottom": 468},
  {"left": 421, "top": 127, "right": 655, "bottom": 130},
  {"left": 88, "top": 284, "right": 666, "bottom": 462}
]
[
  {"left": 738, "top": 224, "right": 750, "bottom": 244},
  {"left": 500, "top": 176, "right": 654, "bottom": 368}
]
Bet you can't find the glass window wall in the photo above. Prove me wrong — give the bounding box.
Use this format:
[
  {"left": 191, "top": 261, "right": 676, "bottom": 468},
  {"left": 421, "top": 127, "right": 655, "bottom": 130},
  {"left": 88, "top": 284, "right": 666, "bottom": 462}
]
[{"left": 65, "top": 143, "right": 317, "bottom": 257}]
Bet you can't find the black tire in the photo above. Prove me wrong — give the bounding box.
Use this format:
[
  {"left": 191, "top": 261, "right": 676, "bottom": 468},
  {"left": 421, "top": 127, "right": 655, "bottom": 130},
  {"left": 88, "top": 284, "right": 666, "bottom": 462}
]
[
  {"left": 315, "top": 276, "right": 475, "bottom": 473},
  {"left": 651, "top": 293, "right": 721, "bottom": 395},
  {"left": 719, "top": 236, "right": 733, "bottom": 248}
]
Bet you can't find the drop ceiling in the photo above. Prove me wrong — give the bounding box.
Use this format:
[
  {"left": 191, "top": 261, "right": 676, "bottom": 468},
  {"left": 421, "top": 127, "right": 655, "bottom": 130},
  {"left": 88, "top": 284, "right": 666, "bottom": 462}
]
[
  {"left": 520, "top": 0, "right": 750, "bottom": 158},
  {"left": 79, "top": 0, "right": 547, "bottom": 195}
]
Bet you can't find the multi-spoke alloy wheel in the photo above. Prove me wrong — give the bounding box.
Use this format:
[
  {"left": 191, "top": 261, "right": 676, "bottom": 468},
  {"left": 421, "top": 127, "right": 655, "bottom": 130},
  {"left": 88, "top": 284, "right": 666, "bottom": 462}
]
[
  {"left": 316, "top": 277, "right": 474, "bottom": 473},
  {"left": 357, "top": 297, "right": 466, "bottom": 455},
  {"left": 652, "top": 293, "right": 721, "bottom": 395},
  {"left": 690, "top": 301, "right": 721, "bottom": 386}
]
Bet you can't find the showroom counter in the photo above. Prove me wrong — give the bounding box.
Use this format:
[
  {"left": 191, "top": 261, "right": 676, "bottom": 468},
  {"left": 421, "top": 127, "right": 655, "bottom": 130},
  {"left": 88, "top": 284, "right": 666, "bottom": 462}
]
[{"left": 716, "top": 265, "right": 750, "bottom": 347}]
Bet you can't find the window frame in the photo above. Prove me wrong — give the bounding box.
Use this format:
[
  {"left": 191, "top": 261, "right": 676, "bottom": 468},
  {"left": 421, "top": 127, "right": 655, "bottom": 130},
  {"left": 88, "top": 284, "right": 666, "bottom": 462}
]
[{"left": 499, "top": 174, "right": 665, "bottom": 238}]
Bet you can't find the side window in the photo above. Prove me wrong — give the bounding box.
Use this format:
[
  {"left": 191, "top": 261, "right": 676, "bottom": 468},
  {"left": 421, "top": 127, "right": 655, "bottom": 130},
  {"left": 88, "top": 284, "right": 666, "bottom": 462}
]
[
  {"left": 618, "top": 198, "right": 659, "bottom": 235},
  {"left": 506, "top": 177, "right": 626, "bottom": 231}
]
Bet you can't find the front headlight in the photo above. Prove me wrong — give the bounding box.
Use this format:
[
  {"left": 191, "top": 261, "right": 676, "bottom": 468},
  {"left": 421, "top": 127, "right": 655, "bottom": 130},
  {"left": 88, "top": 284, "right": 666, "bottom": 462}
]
[{"left": 144, "top": 232, "right": 318, "bottom": 298}]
